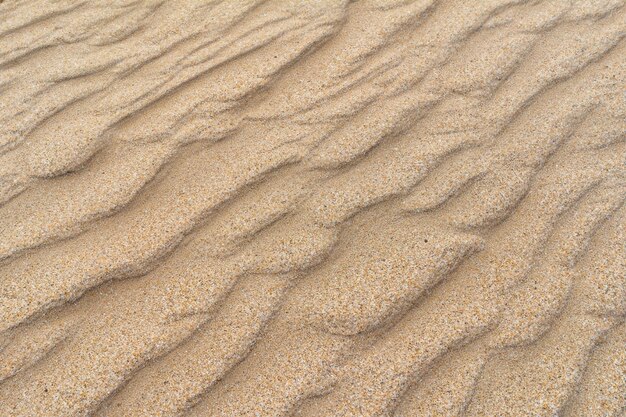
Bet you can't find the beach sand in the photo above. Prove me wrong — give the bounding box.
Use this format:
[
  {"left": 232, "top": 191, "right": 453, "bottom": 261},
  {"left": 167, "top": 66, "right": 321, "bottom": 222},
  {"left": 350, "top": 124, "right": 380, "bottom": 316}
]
[{"left": 0, "top": 1, "right": 625, "bottom": 416}]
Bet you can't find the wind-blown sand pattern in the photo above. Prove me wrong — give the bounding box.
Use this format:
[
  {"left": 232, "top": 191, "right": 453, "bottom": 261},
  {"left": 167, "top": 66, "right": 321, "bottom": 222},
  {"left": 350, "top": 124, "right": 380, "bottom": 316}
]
[{"left": 0, "top": 1, "right": 625, "bottom": 416}]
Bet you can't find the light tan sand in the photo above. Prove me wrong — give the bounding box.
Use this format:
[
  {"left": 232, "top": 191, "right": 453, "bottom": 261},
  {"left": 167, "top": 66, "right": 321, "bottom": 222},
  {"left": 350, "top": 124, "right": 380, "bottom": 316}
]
[{"left": 0, "top": 1, "right": 625, "bottom": 416}]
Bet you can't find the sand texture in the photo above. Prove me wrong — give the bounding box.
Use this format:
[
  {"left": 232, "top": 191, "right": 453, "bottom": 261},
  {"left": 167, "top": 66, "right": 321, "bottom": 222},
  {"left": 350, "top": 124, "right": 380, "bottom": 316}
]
[{"left": 1, "top": 0, "right": 625, "bottom": 416}]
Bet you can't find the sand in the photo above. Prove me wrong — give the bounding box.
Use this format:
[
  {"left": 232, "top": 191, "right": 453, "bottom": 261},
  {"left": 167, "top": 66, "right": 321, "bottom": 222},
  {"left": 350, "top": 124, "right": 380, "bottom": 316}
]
[{"left": 0, "top": 0, "right": 625, "bottom": 416}]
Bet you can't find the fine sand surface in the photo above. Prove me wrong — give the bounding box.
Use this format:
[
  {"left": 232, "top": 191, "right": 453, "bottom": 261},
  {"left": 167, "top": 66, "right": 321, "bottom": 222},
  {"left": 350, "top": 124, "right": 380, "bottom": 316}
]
[{"left": 1, "top": 1, "right": 625, "bottom": 416}]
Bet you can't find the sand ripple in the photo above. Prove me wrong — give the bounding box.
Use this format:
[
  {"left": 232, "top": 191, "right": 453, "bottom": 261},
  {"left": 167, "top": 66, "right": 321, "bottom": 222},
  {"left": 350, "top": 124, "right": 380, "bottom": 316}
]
[{"left": 0, "top": 1, "right": 625, "bottom": 416}]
